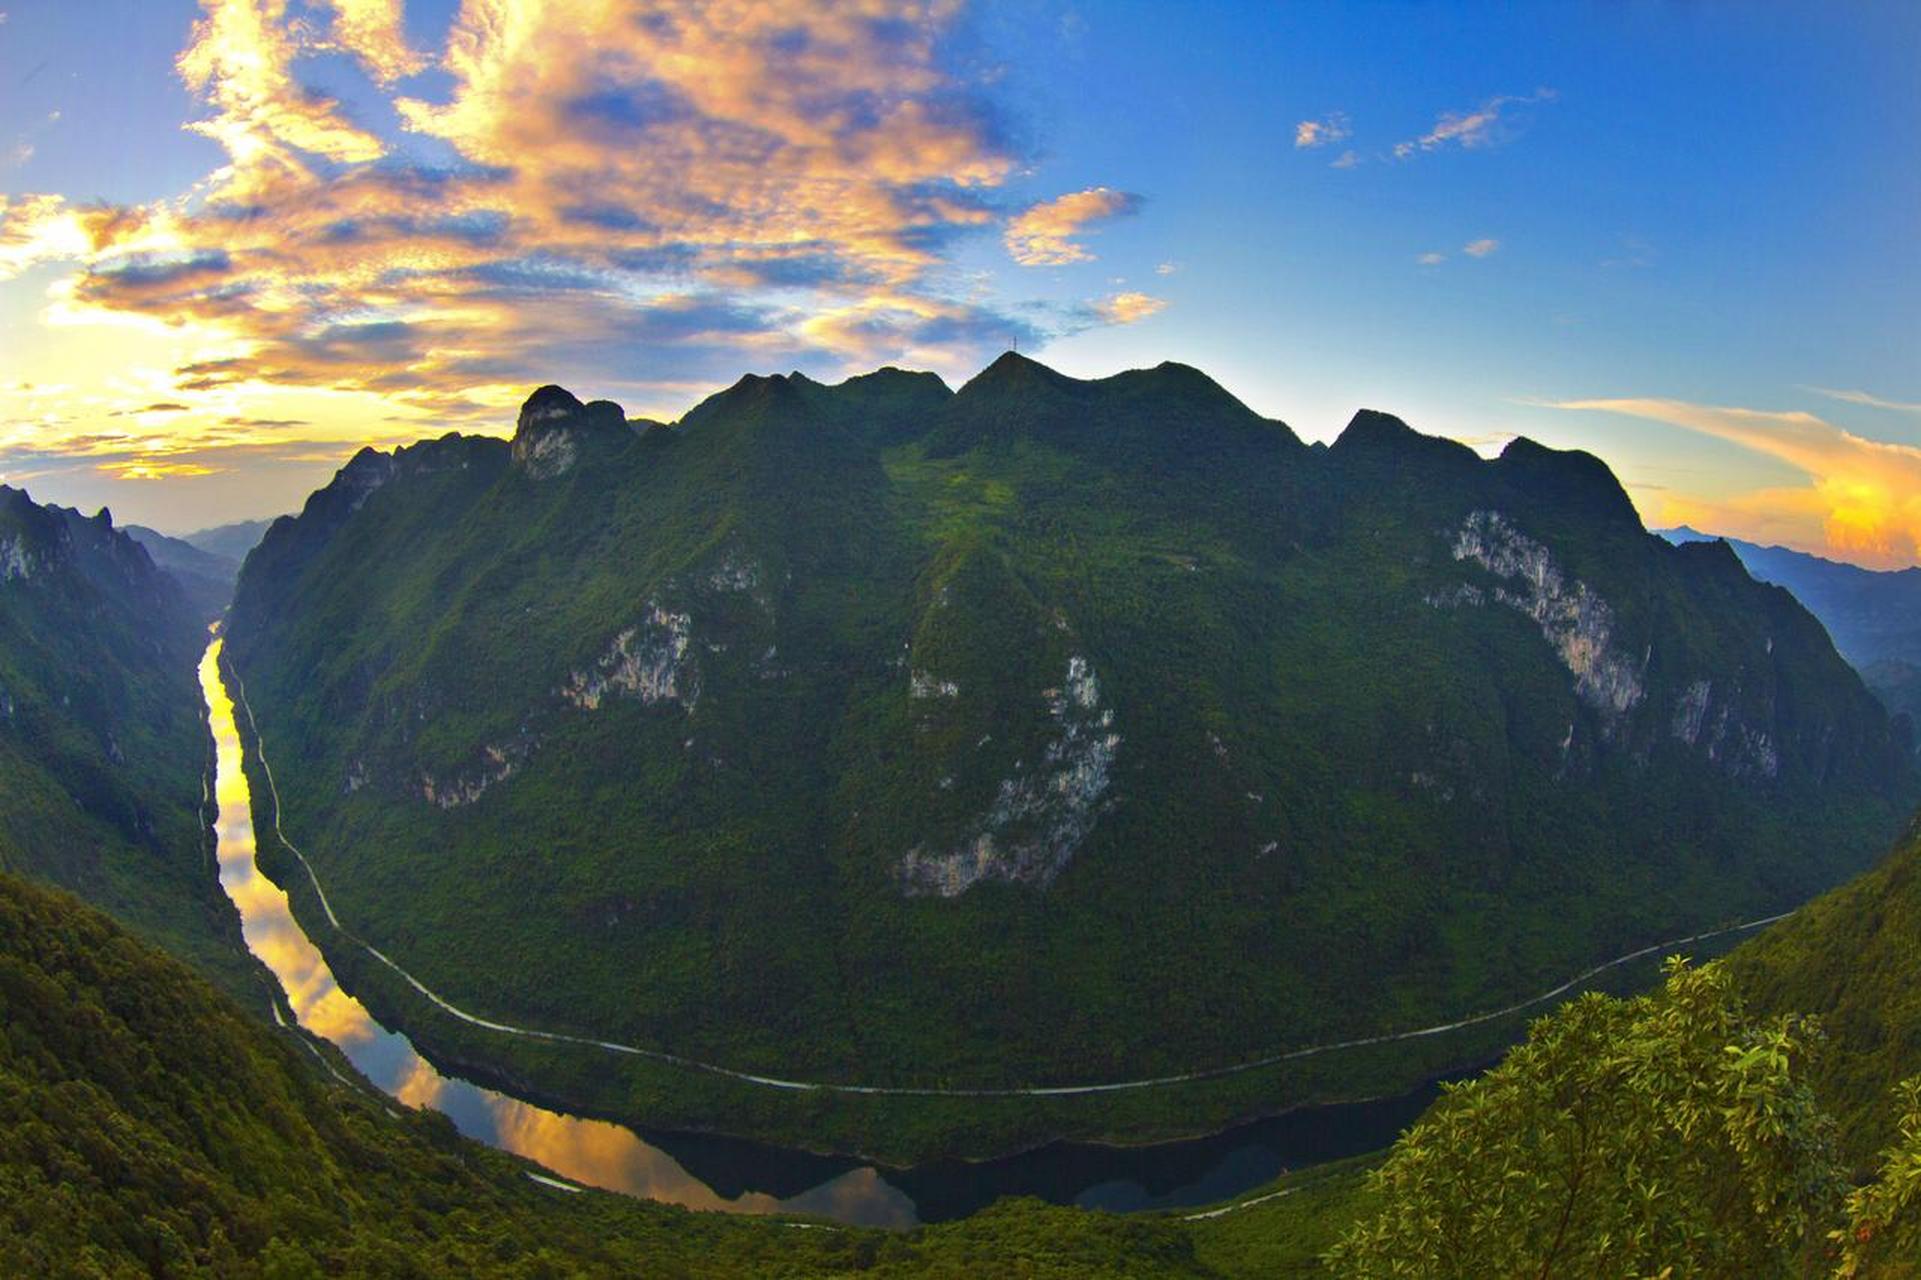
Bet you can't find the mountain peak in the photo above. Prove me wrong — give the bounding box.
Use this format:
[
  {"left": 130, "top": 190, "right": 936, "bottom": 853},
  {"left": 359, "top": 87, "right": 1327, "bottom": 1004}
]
[
  {"left": 958, "top": 350, "right": 1080, "bottom": 399},
  {"left": 511, "top": 385, "right": 628, "bottom": 478},
  {"left": 1331, "top": 408, "right": 1420, "bottom": 451},
  {"left": 516, "top": 384, "right": 585, "bottom": 435},
  {"left": 1493, "top": 436, "right": 1641, "bottom": 531}
]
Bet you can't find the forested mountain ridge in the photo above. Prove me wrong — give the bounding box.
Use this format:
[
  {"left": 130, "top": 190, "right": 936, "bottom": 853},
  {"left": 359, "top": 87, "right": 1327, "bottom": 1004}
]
[
  {"left": 222, "top": 354, "right": 1916, "bottom": 1159},
  {"left": 1663, "top": 525, "right": 1921, "bottom": 732},
  {"left": 0, "top": 485, "right": 256, "bottom": 997}
]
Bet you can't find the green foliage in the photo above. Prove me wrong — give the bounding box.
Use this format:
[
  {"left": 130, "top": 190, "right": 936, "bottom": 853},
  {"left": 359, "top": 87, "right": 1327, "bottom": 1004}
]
[
  {"left": 1836, "top": 1078, "right": 1921, "bottom": 1277},
  {"left": 1732, "top": 819, "right": 1921, "bottom": 1165},
  {"left": 222, "top": 358, "right": 1915, "bottom": 1159},
  {"left": 1327, "top": 959, "right": 1844, "bottom": 1277},
  {"left": 0, "top": 869, "right": 1345, "bottom": 1278},
  {"left": 0, "top": 486, "right": 258, "bottom": 1001}
]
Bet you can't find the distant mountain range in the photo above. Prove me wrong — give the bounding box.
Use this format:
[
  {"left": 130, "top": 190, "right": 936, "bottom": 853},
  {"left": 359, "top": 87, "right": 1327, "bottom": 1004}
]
[
  {"left": 221, "top": 354, "right": 1917, "bottom": 1159},
  {"left": 1660, "top": 526, "right": 1921, "bottom": 728},
  {"left": 182, "top": 516, "right": 276, "bottom": 564}
]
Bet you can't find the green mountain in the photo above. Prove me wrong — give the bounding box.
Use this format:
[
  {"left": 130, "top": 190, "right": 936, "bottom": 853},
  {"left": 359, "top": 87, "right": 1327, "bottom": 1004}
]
[
  {"left": 222, "top": 355, "right": 1916, "bottom": 1160},
  {"left": 1661, "top": 526, "right": 1921, "bottom": 731},
  {"left": 1731, "top": 816, "right": 1921, "bottom": 1167},
  {"left": 126, "top": 524, "right": 241, "bottom": 623},
  {"left": 0, "top": 868, "right": 1349, "bottom": 1278},
  {"left": 0, "top": 486, "right": 255, "bottom": 998}
]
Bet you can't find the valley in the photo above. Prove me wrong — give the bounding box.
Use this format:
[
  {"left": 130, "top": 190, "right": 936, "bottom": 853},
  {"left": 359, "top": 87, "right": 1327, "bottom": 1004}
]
[{"left": 217, "top": 357, "right": 1917, "bottom": 1161}]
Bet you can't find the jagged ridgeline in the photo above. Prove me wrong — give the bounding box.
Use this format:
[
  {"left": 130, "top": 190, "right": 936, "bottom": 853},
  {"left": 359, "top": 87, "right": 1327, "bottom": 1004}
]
[
  {"left": 0, "top": 486, "right": 255, "bottom": 996},
  {"left": 222, "top": 354, "right": 1916, "bottom": 1159}
]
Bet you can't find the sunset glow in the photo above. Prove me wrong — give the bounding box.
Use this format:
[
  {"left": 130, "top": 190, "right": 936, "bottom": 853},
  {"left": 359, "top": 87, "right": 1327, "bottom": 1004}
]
[{"left": 2, "top": 2, "right": 1917, "bottom": 561}]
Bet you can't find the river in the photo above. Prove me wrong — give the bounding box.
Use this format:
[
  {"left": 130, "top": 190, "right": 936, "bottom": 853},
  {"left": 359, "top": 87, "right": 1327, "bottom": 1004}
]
[{"left": 199, "top": 635, "right": 1437, "bottom": 1227}]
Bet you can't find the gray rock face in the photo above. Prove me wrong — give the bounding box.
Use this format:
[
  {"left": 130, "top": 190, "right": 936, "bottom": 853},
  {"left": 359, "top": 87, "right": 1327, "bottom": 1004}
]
[
  {"left": 897, "top": 654, "right": 1120, "bottom": 897},
  {"left": 0, "top": 532, "right": 42, "bottom": 581},
  {"left": 562, "top": 603, "right": 698, "bottom": 712},
  {"left": 418, "top": 741, "right": 529, "bottom": 808},
  {"left": 1450, "top": 510, "right": 1646, "bottom": 718},
  {"left": 511, "top": 385, "right": 629, "bottom": 479}
]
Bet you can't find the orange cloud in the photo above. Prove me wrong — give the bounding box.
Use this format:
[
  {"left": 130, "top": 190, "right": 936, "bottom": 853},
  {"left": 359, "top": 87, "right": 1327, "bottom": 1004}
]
[
  {"left": 1005, "top": 187, "right": 1142, "bottom": 266},
  {"left": 315, "top": 0, "right": 426, "bottom": 84},
  {"left": 1553, "top": 397, "right": 1921, "bottom": 568},
  {"left": 4, "top": 0, "right": 1126, "bottom": 492},
  {"left": 177, "top": 0, "right": 389, "bottom": 169},
  {"left": 1091, "top": 291, "right": 1166, "bottom": 325}
]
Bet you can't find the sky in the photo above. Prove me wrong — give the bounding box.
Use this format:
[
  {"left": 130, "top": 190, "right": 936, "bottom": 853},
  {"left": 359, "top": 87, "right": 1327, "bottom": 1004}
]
[{"left": 0, "top": 1, "right": 1917, "bottom": 564}]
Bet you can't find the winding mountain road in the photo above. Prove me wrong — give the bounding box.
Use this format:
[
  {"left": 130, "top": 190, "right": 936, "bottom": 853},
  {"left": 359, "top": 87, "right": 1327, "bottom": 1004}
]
[{"left": 230, "top": 666, "right": 1790, "bottom": 1099}]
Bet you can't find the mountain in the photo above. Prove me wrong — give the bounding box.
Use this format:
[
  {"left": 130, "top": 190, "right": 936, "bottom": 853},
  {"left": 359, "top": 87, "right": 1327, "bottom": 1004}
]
[
  {"left": 126, "top": 524, "right": 241, "bottom": 622},
  {"left": 1731, "top": 816, "right": 1921, "bottom": 1167},
  {"left": 182, "top": 516, "right": 276, "bottom": 564},
  {"left": 1660, "top": 526, "right": 1921, "bottom": 728},
  {"left": 0, "top": 869, "right": 1347, "bottom": 1277},
  {"left": 0, "top": 486, "right": 256, "bottom": 996},
  {"left": 222, "top": 356, "right": 1916, "bottom": 1161}
]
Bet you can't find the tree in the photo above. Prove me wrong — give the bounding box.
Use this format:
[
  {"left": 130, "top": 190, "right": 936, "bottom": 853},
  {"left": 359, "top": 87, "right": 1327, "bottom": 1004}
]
[
  {"left": 1836, "top": 1076, "right": 1921, "bottom": 1278},
  {"left": 1327, "top": 958, "right": 1844, "bottom": 1278}
]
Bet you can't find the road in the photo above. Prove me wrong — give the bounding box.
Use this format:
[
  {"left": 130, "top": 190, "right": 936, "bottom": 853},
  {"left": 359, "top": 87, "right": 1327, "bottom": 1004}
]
[{"left": 230, "top": 664, "right": 1789, "bottom": 1099}]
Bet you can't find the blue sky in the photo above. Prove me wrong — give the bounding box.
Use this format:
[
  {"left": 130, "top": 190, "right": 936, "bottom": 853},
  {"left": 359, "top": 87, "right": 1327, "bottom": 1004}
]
[{"left": 1, "top": 1, "right": 1917, "bottom": 563}]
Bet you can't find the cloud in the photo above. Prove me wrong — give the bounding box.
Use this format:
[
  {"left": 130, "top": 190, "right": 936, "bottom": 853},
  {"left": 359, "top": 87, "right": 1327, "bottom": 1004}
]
[
  {"left": 1329, "top": 149, "right": 1360, "bottom": 169},
  {"left": 1090, "top": 291, "right": 1166, "bottom": 325},
  {"left": 1154, "top": 261, "right": 1177, "bottom": 276},
  {"left": 1417, "top": 251, "right": 1446, "bottom": 266},
  {"left": 1808, "top": 387, "right": 1921, "bottom": 415},
  {"left": 313, "top": 0, "right": 426, "bottom": 83},
  {"left": 1394, "top": 88, "right": 1556, "bottom": 159},
  {"left": 1293, "top": 112, "right": 1351, "bottom": 149},
  {"left": 1005, "top": 187, "right": 1143, "bottom": 266},
  {"left": 13, "top": 0, "right": 1086, "bottom": 466},
  {"left": 1550, "top": 397, "right": 1921, "bottom": 567},
  {"left": 177, "top": 0, "right": 390, "bottom": 168},
  {"left": 1462, "top": 237, "right": 1499, "bottom": 258}
]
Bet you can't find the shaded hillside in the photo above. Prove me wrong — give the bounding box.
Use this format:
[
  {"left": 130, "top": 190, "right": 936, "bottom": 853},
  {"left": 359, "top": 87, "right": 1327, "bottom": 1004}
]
[
  {"left": 0, "top": 486, "right": 254, "bottom": 997},
  {"left": 126, "top": 524, "right": 240, "bottom": 623},
  {"left": 0, "top": 869, "right": 1342, "bottom": 1278},
  {"left": 223, "top": 356, "right": 1914, "bottom": 1159},
  {"left": 1662, "top": 526, "right": 1921, "bottom": 730},
  {"left": 1731, "top": 816, "right": 1921, "bottom": 1166}
]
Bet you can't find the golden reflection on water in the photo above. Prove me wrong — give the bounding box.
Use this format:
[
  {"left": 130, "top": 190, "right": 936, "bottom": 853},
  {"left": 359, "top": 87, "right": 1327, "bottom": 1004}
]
[{"left": 198, "top": 637, "right": 914, "bottom": 1226}]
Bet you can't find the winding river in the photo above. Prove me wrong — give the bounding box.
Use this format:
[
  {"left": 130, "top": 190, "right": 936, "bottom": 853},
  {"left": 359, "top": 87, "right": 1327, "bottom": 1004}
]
[{"left": 199, "top": 635, "right": 1445, "bottom": 1227}]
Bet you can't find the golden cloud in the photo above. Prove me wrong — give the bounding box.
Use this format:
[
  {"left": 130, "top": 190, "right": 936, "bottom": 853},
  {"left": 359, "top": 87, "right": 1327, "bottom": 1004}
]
[
  {"left": 1553, "top": 397, "right": 1921, "bottom": 568},
  {"left": 1005, "top": 187, "right": 1142, "bottom": 266},
  {"left": 315, "top": 0, "right": 427, "bottom": 84},
  {"left": 1091, "top": 291, "right": 1166, "bottom": 325},
  {"left": 12, "top": 0, "right": 1085, "bottom": 469}
]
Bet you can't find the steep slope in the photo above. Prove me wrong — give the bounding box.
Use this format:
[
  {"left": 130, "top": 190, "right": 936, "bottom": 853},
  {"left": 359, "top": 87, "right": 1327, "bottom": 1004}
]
[
  {"left": 1731, "top": 818, "right": 1921, "bottom": 1166},
  {"left": 1662, "top": 526, "right": 1921, "bottom": 730},
  {"left": 126, "top": 523, "right": 241, "bottom": 622},
  {"left": 223, "top": 356, "right": 1915, "bottom": 1160},
  {"left": 0, "top": 486, "right": 254, "bottom": 997},
  {"left": 0, "top": 871, "right": 1255, "bottom": 1278}
]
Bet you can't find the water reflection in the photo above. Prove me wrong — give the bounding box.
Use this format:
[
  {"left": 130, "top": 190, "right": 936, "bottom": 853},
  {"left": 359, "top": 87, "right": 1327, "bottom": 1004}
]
[
  {"left": 201, "top": 635, "right": 1438, "bottom": 1226},
  {"left": 200, "top": 637, "right": 919, "bottom": 1227}
]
